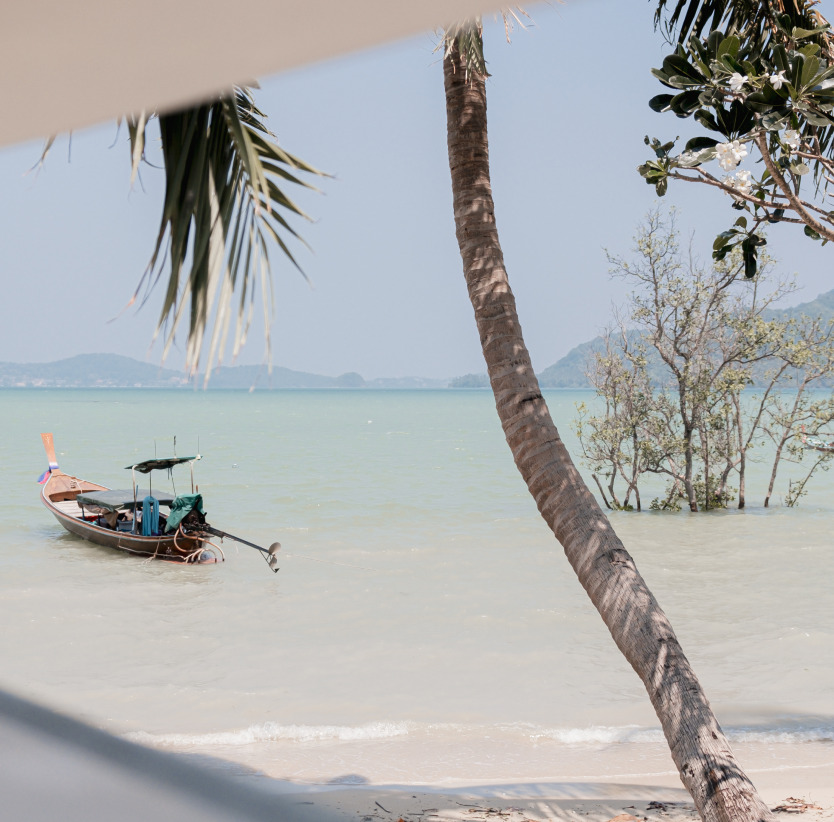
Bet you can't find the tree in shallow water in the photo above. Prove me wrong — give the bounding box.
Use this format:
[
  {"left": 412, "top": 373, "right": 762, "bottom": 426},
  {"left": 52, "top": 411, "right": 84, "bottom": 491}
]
[
  {"left": 442, "top": 20, "right": 772, "bottom": 822},
  {"left": 576, "top": 208, "right": 834, "bottom": 513}
]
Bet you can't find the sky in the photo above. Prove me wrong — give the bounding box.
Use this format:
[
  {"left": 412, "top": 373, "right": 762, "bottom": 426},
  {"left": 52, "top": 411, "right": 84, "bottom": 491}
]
[{"left": 1, "top": 0, "right": 833, "bottom": 380}]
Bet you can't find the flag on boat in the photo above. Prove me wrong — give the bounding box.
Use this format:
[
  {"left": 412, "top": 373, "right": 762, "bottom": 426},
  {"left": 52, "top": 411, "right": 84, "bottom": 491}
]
[{"left": 37, "top": 468, "right": 51, "bottom": 484}]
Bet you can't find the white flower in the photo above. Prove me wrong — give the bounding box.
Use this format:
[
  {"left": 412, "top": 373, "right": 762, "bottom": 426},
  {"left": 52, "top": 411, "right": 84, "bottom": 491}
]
[
  {"left": 769, "top": 70, "right": 787, "bottom": 90},
  {"left": 729, "top": 72, "right": 748, "bottom": 93},
  {"left": 733, "top": 169, "right": 753, "bottom": 196},
  {"left": 715, "top": 140, "right": 749, "bottom": 171},
  {"left": 723, "top": 169, "right": 754, "bottom": 199},
  {"left": 784, "top": 129, "right": 801, "bottom": 151}
]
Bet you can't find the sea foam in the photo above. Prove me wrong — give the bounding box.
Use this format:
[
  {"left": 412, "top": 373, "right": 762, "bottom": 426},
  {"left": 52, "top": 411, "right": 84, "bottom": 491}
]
[
  {"left": 126, "top": 719, "right": 834, "bottom": 750},
  {"left": 126, "top": 720, "right": 412, "bottom": 748}
]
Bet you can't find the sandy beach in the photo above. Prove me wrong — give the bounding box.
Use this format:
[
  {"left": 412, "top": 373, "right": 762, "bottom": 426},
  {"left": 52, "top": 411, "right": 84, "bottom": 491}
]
[{"left": 264, "top": 772, "right": 834, "bottom": 822}]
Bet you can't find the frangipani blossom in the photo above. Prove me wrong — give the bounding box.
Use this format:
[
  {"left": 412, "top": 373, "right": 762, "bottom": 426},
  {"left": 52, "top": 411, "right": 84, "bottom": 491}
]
[
  {"left": 716, "top": 140, "right": 748, "bottom": 171},
  {"left": 784, "top": 129, "right": 801, "bottom": 151},
  {"left": 729, "top": 72, "right": 748, "bottom": 92},
  {"left": 723, "top": 169, "right": 753, "bottom": 198},
  {"left": 732, "top": 169, "right": 753, "bottom": 196},
  {"left": 770, "top": 70, "right": 787, "bottom": 90}
]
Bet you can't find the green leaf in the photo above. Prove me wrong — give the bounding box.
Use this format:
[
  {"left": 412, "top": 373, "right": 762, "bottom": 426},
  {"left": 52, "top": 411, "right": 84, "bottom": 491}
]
[
  {"left": 713, "top": 229, "right": 738, "bottom": 250},
  {"left": 651, "top": 67, "right": 676, "bottom": 88},
  {"left": 649, "top": 94, "right": 675, "bottom": 112},
  {"left": 694, "top": 108, "right": 721, "bottom": 132},
  {"left": 801, "top": 55, "right": 821, "bottom": 88},
  {"left": 802, "top": 109, "right": 834, "bottom": 126},
  {"left": 761, "top": 110, "right": 789, "bottom": 130},
  {"left": 661, "top": 54, "right": 705, "bottom": 84},
  {"left": 707, "top": 31, "right": 724, "bottom": 58},
  {"left": 719, "top": 54, "right": 745, "bottom": 74},
  {"left": 771, "top": 45, "right": 789, "bottom": 73},
  {"left": 793, "top": 25, "right": 830, "bottom": 40},
  {"left": 684, "top": 136, "right": 719, "bottom": 151},
  {"left": 791, "top": 53, "right": 805, "bottom": 90},
  {"left": 741, "top": 236, "right": 758, "bottom": 278},
  {"left": 717, "top": 35, "right": 740, "bottom": 59},
  {"left": 670, "top": 89, "right": 702, "bottom": 116},
  {"left": 805, "top": 225, "right": 822, "bottom": 240},
  {"left": 715, "top": 100, "right": 756, "bottom": 138},
  {"left": 745, "top": 91, "right": 782, "bottom": 114},
  {"left": 676, "top": 147, "right": 716, "bottom": 168}
]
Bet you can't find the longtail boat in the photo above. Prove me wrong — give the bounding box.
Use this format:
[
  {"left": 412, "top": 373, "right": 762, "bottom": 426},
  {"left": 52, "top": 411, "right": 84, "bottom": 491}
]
[
  {"left": 801, "top": 428, "right": 834, "bottom": 453},
  {"left": 38, "top": 433, "right": 280, "bottom": 570}
]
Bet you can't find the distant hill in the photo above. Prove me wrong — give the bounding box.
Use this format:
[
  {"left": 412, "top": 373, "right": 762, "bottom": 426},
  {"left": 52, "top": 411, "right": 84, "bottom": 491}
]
[
  {"left": 0, "top": 354, "right": 190, "bottom": 388},
  {"left": 0, "top": 354, "right": 445, "bottom": 389},
  {"left": 539, "top": 287, "right": 834, "bottom": 389},
  {"left": 449, "top": 373, "right": 489, "bottom": 388},
  {"left": 538, "top": 339, "right": 603, "bottom": 389},
  {"left": 765, "top": 288, "right": 834, "bottom": 322}
]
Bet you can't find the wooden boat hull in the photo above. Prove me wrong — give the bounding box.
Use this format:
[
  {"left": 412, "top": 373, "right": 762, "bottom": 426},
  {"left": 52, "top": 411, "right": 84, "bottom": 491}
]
[{"left": 41, "top": 469, "right": 218, "bottom": 564}]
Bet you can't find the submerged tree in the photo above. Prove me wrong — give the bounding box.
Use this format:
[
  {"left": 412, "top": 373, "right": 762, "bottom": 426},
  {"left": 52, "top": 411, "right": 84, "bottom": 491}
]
[
  {"left": 574, "top": 327, "right": 656, "bottom": 511},
  {"left": 442, "top": 21, "right": 772, "bottom": 822},
  {"left": 577, "top": 209, "right": 834, "bottom": 512}
]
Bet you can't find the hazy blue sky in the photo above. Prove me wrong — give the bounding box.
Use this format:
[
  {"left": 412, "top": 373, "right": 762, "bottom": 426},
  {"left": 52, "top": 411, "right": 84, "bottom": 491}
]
[{"left": 1, "top": 0, "right": 832, "bottom": 379}]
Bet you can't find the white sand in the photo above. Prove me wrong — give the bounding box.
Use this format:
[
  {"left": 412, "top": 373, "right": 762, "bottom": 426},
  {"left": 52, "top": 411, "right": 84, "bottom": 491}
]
[{"left": 264, "top": 769, "right": 834, "bottom": 822}]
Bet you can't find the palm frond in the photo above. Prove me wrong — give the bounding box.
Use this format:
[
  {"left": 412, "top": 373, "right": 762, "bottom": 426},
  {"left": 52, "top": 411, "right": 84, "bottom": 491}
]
[
  {"left": 442, "top": 18, "right": 489, "bottom": 80},
  {"left": 655, "top": 0, "right": 822, "bottom": 44},
  {"left": 130, "top": 87, "right": 326, "bottom": 384},
  {"left": 440, "top": 7, "right": 535, "bottom": 82}
]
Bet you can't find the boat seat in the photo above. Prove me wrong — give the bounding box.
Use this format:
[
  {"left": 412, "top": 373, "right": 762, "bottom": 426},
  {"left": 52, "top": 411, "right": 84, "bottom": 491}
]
[{"left": 52, "top": 500, "right": 84, "bottom": 518}]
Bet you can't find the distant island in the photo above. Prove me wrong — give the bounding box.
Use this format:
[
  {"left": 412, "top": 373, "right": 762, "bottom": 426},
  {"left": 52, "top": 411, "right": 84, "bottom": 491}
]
[
  {"left": 6, "top": 289, "right": 833, "bottom": 390},
  {"left": 537, "top": 285, "right": 834, "bottom": 388},
  {"left": 0, "top": 354, "right": 450, "bottom": 390},
  {"left": 0, "top": 354, "right": 505, "bottom": 390}
]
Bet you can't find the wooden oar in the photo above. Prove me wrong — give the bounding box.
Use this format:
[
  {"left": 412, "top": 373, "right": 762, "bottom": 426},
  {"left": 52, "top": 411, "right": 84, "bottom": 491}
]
[{"left": 202, "top": 526, "right": 281, "bottom": 573}]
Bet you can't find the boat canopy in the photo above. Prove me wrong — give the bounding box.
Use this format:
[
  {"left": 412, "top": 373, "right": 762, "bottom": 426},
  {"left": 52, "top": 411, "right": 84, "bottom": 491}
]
[
  {"left": 125, "top": 456, "right": 200, "bottom": 474},
  {"left": 76, "top": 490, "right": 176, "bottom": 512}
]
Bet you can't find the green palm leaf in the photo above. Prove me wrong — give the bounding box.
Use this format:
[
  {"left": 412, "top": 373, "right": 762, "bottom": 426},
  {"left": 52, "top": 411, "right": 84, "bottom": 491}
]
[
  {"left": 129, "top": 86, "right": 326, "bottom": 385},
  {"left": 655, "top": 0, "right": 825, "bottom": 44}
]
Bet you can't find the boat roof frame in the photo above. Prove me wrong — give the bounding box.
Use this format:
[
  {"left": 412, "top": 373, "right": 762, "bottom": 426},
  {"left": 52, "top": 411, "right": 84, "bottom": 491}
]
[{"left": 125, "top": 455, "right": 201, "bottom": 474}]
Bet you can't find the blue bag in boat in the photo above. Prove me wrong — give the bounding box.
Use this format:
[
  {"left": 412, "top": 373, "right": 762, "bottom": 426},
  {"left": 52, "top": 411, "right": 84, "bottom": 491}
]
[{"left": 142, "top": 496, "right": 160, "bottom": 536}]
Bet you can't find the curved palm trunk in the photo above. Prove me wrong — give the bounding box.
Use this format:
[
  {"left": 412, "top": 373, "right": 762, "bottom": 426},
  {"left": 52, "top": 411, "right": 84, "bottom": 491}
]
[{"left": 443, "top": 36, "right": 772, "bottom": 822}]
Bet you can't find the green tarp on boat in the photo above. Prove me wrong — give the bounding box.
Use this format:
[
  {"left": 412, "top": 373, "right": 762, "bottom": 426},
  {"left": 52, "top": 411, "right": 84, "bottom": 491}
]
[{"left": 165, "top": 494, "right": 205, "bottom": 532}]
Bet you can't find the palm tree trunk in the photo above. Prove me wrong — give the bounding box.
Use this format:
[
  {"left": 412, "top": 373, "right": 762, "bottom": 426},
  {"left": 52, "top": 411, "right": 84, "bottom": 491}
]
[{"left": 443, "top": 34, "right": 772, "bottom": 822}]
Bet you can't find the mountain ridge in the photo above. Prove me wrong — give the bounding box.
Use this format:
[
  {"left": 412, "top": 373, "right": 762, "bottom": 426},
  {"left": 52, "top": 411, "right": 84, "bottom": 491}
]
[
  {"left": 538, "top": 286, "right": 834, "bottom": 388},
  {"left": 0, "top": 354, "right": 448, "bottom": 389}
]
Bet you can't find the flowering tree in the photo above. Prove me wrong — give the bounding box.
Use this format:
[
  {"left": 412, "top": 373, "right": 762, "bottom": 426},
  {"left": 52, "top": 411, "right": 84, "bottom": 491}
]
[{"left": 641, "top": 1, "right": 834, "bottom": 276}]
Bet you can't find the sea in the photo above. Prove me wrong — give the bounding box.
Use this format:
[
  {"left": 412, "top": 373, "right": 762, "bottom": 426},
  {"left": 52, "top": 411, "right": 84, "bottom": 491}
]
[{"left": 1, "top": 388, "right": 832, "bottom": 789}]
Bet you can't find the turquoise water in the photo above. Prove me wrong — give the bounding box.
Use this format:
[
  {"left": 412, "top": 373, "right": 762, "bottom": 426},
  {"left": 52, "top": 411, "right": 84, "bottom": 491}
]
[{"left": 1, "top": 389, "right": 833, "bottom": 785}]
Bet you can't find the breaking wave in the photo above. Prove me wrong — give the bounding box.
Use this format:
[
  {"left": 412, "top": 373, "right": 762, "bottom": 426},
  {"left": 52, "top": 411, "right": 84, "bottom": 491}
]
[
  {"left": 126, "top": 718, "right": 834, "bottom": 750},
  {"left": 529, "top": 723, "right": 834, "bottom": 746},
  {"left": 127, "top": 720, "right": 412, "bottom": 747}
]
